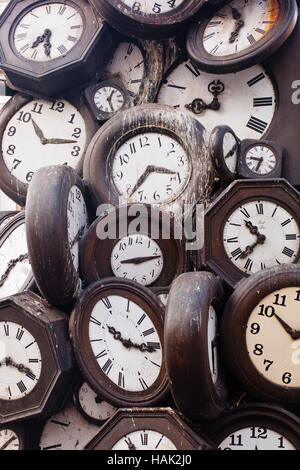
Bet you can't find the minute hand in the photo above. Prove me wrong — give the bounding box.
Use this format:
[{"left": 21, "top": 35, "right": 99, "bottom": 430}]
[
  {"left": 43, "top": 138, "right": 77, "bottom": 144},
  {"left": 129, "top": 165, "right": 176, "bottom": 197},
  {"left": 120, "top": 255, "right": 161, "bottom": 265}
]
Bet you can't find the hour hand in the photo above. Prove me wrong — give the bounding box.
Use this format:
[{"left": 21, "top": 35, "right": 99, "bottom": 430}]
[
  {"left": 43, "top": 138, "right": 77, "bottom": 145},
  {"left": 274, "top": 314, "right": 300, "bottom": 340},
  {"left": 120, "top": 255, "right": 161, "bottom": 265},
  {"left": 31, "top": 119, "right": 47, "bottom": 144}
]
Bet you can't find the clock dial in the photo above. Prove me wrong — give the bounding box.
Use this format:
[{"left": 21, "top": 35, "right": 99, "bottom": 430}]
[
  {"left": 88, "top": 294, "right": 162, "bottom": 393},
  {"left": 157, "top": 61, "right": 275, "bottom": 140},
  {"left": 1, "top": 98, "right": 86, "bottom": 185},
  {"left": 111, "top": 429, "right": 177, "bottom": 450},
  {"left": 208, "top": 306, "right": 218, "bottom": 384},
  {"left": 110, "top": 234, "right": 164, "bottom": 286},
  {"left": 246, "top": 286, "right": 300, "bottom": 388},
  {"left": 13, "top": 2, "right": 83, "bottom": 62},
  {"left": 77, "top": 382, "right": 116, "bottom": 423},
  {"left": 94, "top": 85, "right": 125, "bottom": 115},
  {"left": 0, "top": 428, "right": 20, "bottom": 450},
  {"left": 111, "top": 131, "right": 191, "bottom": 205},
  {"left": 223, "top": 131, "right": 238, "bottom": 174},
  {"left": 245, "top": 144, "right": 277, "bottom": 175},
  {"left": 67, "top": 185, "right": 89, "bottom": 273},
  {"left": 119, "top": 0, "right": 185, "bottom": 15},
  {"left": 218, "top": 426, "right": 295, "bottom": 450},
  {"left": 223, "top": 200, "right": 300, "bottom": 274},
  {"left": 0, "top": 321, "right": 42, "bottom": 400}
]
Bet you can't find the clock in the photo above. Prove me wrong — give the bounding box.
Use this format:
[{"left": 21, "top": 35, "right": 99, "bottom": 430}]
[
  {"left": 80, "top": 204, "right": 187, "bottom": 288},
  {"left": 0, "top": 421, "right": 42, "bottom": 450},
  {"left": 221, "top": 263, "right": 300, "bottom": 408},
  {"left": 25, "top": 165, "right": 90, "bottom": 309},
  {"left": 89, "top": 0, "right": 206, "bottom": 39},
  {"left": 207, "top": 403, "right": 300, "bottom": 450},
  {"left": 84, "top": 78, "right": 129, "bottom": 122},
  {"left": 156, "top": 56, "right": 276, "bottom": 141},
  {"left": 186, "top": 0, "right": 298, "bottom": 74},
  {"left": 69, "top": 278, "right": 169, "bottom": 408},
  {"left": 73, "top": 379, "right": 117, "bottom": 426},
  {"left": 0, "top": 93, "right": 98, "bottom": 207},
  {"left": 238, "top": 139, "right": 284, "bottom": 179},
  {"left": 0, "top": 291, "right": 74, "bottom": 424},
  {"left": 39, "top": 400, "right": 100, "bottom": 450},
  {"left": 83, "top": 103, "right": 214, "bottom": 217},
  {"left": 85, "top": 407, "right": 215, "bottom": 450},
  {"left": 203, "top": 178, "right": 300, "bottom": 288},
  {"left": 209, "top": 124, "right": 240, "bottom": 180},
  {"left": 0, "top": 0, "right": 118, "bottom": 97},
  {"left": 165, "top": 271, "right": 229, "bottom": 421}
]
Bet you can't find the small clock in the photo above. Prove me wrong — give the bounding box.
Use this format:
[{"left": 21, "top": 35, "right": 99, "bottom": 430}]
[
  {"left": 221, "top": 263, "right": 300, "bottom": 408},
  {"left": 85, "top": 408, "right": 215, "bottom": 450},
  {"left": 73, "top": 380, "right": 117, "bottom": 426},
  {"left": 25, "top": 165, "right": 90, "bottom": 309},
  {"left": 186, "top": 0, "right": 298, "bottom": 74},
  {"left": 207, "top": 403, "right": 300, "bottom": 450},
  {"left": 80, "top": 204, "right": 187, "bottom": 288},
  {"left": 0, "top": 421, "right": 42, "bottom": 450},
  {"left": 84, "top": 78, "right": 129, "bottom": 122},
  {"left": 238, "top": 139, "right": 284, "bottom": 179},
  {"left": 69, "top": 278, "right": 169, "bottom": 408},
  {"left": 209, "top": 124, "right": 240, "bottom": 180}
]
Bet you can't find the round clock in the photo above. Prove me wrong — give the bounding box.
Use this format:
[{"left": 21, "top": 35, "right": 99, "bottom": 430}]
[
  {"left": 69, "top": 278, "right": 169, "bottom": 408},
  {"left": 207, "top": 403, "right": 300, "bottom": 450},
  {"left": 186, "top": 0, "right": 298, "bottom": 73},
  {"left": 209, "top": 124, "right": 240, "bottom": 180},
  {"left": 80, "top": 204, "right": 187, "bottom": 288},
  {"left": 84, "top": 79, "right": 128, "bottom": 122},
  {"left": 165, "top": 271, "right": 229, "bottom": 421},
  {"left": 25, "top": 165, "right": 90, "bottom": 309},
  {"left": 83, "top": 103, "right": 214, "bottom": 217},
  {"left": 73, "top": 380, "right": 117, "bottom": 425},
  {"left": 0, "top": 93, "right": 98, "bottom": 206},
  {"left": 221, "top": 263, "right": 300, "bottom": 407},
  {"left": 203, "top": 178, "right": 300, "bottom": 288},
  {"left": 89, "top": 0, "right": 206, "bottom": 39},
  {"left": 85, "top": 408, "right": 215, "bottom": 450},
  {"left": 0, "top": 0, "right": 118, "bottom": 97},
  {"left": 0, "top": 422, "right": 41, "bottom": 450},
  {"left": 238, "top": 139, "right": 284, "bottom": 178}
]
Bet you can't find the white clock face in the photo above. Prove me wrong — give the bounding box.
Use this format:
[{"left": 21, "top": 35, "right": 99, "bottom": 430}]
[
  {"left": 207, "top": 306, "right": 218, "bottom": 384},
  {"left": 223, "top": 200, "right": 300, "bottom": 274},
  {"left": 203, "top": 0, "right": 280, "bottom": 57},
  {"left": 94, "top": 85, "right": 125, "bottom": 115},
  {"left": 0, "top": 321, "right": 42, "bottom": 400},
  {"left": 245, "top": 145, "right": 277, "bottom": 175},
  {"left": 121, "top": 0, "right": 185, "bottom": 15},
  {"left": 104, "top": 42, "right": 145, "bottom": 99},
  {"left": 13, "top": 3, "right": 83, "bottom": 62},
  {"left": 246, "top": 287, "right": 300, "bottom": 388},
  {"left": 219, "top": 426, "right": 295, "bottom": 450},
  {"left": 88, "top": 295, "right": 162, "bottom": 392},
  {"left": 0, "top": 429, "right": 20, "bottom": 450},
  {"left": 112, "top": 429, "right": 177, "bottom": 450},
  {"left": 2, "top": 99, "right": 87, "bottom": 184},
  {"left": 110, "top": 234, "right": 164, "bottom": 286},
  {"left": 0, "top": 223, "right": 32, "bottom": 299},
  {"left": 157, "top": 61, "right": 275, "bottom": 140},
  {"left": 223, "top": 131, "right": 238, "bottom": 173},
  {"left": 67, "top": 185, "right": 89, "bottom": 272},
  {"left": 111, "top": 132, "right": 191, "bottom": 205},
  {"left": 77, "top": 382, "right": 116, "bottom": 422}
]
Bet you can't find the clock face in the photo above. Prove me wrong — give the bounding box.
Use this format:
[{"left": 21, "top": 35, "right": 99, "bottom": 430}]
[
  {"left": 208, "top": 306, "right": 218, "bottom": 384},
  {"left": 246, "top": 286, "right": 300, "bottom": 388},
  {"left": 0, "top": 428, "right": 20, "bottom": 450},
  {"left": 88, "top": 294, "right": 162, "bottom": 393},
  {"left": 13, "top": 2, "right": 83, "bottom": 62},
  {"left": 111, "top": 429, "right": 177, "bottom": 450},
  {"left": 111, "top": 131, "right": 191, "bottom": 204},
  {"left": 77, "top": 382, "right": 116, "bottom": 422},
  {"left": 2, "top": 99, "right": 86, "bottom": 184},
  {"left": 67, "top": 185, "right": 89, "bottom": 273},
  {"left": 218, "top": 426, "right": 295, "bottom": 450},
  {"left": 223, "top": 131, "right": 238, "bottom": 174},
  {"left": 110, "top": 234, "right": 164, "bottom": 286},
  {"left": 119, "top": 0, "right": 185, "bottom": 15},
  {"left": 94, "top": 85, "right": 125, "bottom": 115},
  {"left": 245, "top": 144, "right": 277, "bottom": 175},
  {"left": 223, "top": 199, "right": 300, "bottom": 274},
  {"left": 157, "top": 61, "right": 275, "bottom": 140},
  {"left": 0, "top": 321, "right": 42, "bottom": 400},
  {"left": 202, "top": 0, "right": 280, "bottom": 58}
]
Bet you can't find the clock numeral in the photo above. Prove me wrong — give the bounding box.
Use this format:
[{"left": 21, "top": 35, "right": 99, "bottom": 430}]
[
  {"left": 19, "top": 43, "right": 30, "bottom": 53},
  {"left": 28, "top": 358, "right": 39, "bottom": 363},
  {"left": 247, "top": 34, "right": 256, "bottom": 45},
  {"left": 250, "top": 427, "right": 267, "bottom": 439},
  {"left": 49, "top": 101, "right": 65, "bottom": 113},
  {"left": 102, "top": 358, "right": 113, "bottom": 375},
  {"left": 58, "top": 5, "right": 67, "bottom": 15},
  {"left": 17, "top": 111, "right": 31, "bottom": 123},
  {"left": 184, "top": 61, "right": 201, "bottom": 78},
  {"left": 118, "top": 372, "right": 125, "bottom": 388},
  {"left": 140, "top": 433, "right": 148, "bottom": 446},
  {"left": 209, "top": 45, "right": 219, "bottom": 55},
  {"left": 261, "top": 262, "right": 266, "bottom": 270},
  {"left": 257, "top": 304, "right": 275, "bottom": 317},
  {"left": 45, "top": 5, "right": 51, "bottom": 14},
  {"left": 282, "top": 372, "right": 292, "bottom": 384},
  {"left": 246, "top": 116, "right": 268, "bottom": 134},
  {"left": 139, "top": 136, "right": 150, "bottom": 148},
  {"left": 142, "top": 327, "right": 155, "bottom": 337},
  {"left": 282, "top": 246, "right": 294, "bottom": 258},
  {"left": 240, "top": 207, "right": 250, "bottom": 218},
  {"left": 57, "top": 44, "right": 67, "bottom": 55},
  {"left": 3, "top": 323, "right": 9, "bottom": 336},
  {"left": 229, "top": 434, "right": 243, "bottom": 447},
  {"left": 286, "top": 234, "right": 297, "bottom": 241},
  {"left": 16, "top": 328, "right": 24, "bottom": 341},
  {"left": 138, "top": 377, "right": 148, "bottom": 390},
  {"left": 281, "top": 218, "right": 292, "bottom": 227},
  {"left": 203, "top": 32, "right": 215, "bottom": 41},
  {"left": 101, "top": 297, "right": 112, "bottom": 310},
  {"left": 250, "top": 322, "right": 260, "bottom": 335},
  {"left": 247, "top": 73, "right": 265, "bottom": 87},
  {"left": 278, "top": 437, "right": 286, "bottom": 449},
  {"left": 295, "top": 290, "right": 300, "bottom": 301},
  {"left": 129, "top": 142, "right": 136, "bottom": 154},
  {"left": 230, "top": 247, "right": 242, "bottom": 260},
  {"left": 17, "top": 381, "right": 27, "bottom": 394},
  {"left": 263, "top": 359, "right": 273, "bottom": 371},
  {"left": 95, "top": 349, "right": 107, "bottom": 360},
  {"left": 253, "top": 97, "right": 273, "bottom": 107},
  {"left": 137, "top": 314, "right": 146, "bottom": 326},
  {"left": 226, "top": 237, "right": 238, "bottom": 243},
  {"left": 26, "top": 371, "right": 36, "bottom": 381},
  {"left": 256, "top": 203, "right": 264, "bottom": 215},
  {"left": 244, "top": 258, "right": 253, "bottom": 272},
  {"left": 67, "top": 36, "right": 77, "bottom": 43},
  {"left": 90, "top": 316, "right": 102, "bottom": 327},
  {"left": 31, "top": 102, "right": 43, "bottom": 114},
  {"left": 253, "top": 343, "right": 264, "bottom": 356},
  {"left": 147, "top": 341, "right": 161, "bottom": 350},
  {"left": 273, "top": 294, "right": 287, "bottom": 307},
  {"left": 12, "top": 158, "right": 22, "bottom": 170}
]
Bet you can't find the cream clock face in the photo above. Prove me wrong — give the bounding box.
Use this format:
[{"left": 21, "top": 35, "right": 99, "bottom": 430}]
[
  {"left": 0, "top": 321, "right": 42, "bottom": 400},
  {"left": 120, "top": 0, "right": 185, "bottom": 15},
  {"left": 112, "top": 429, "right": 177, "bottom": 450},
  {"left": 223, "top": 131, "right": 238, "bottom": 174},
  {"left": 245, "top": 145, "right": 277, "bottom": 175},
  {"left": 0, "top": 429, "right": 20, "bottom": 450},
  {"left": 67, "top": 185, "right": 89, "bottom": 272},
  {"left": 219, "top": 426, "right": 295, "bottom": 450},
  {"left": 13, "top": 2, "right": 83, "bottom": 62},
  {"left": 94, "top": 85, "right": 125, "bottom": 115},
  {"left": 77, "top": 382, "right": 116, "bottom": 422},
  {"left": 246, "top": 286, "right": 300, "bottom": 388}
]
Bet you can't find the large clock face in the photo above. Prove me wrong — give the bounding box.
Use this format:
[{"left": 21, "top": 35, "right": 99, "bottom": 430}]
[
  {"left": 67, "top": 185, "right": 89, "bottom": 273},
  {"left": 13, "top": 2, "right": 84, "bottom": 62},
  {"left": 88, "top": 294, "right": 162, "bottom": 393},
  {"left": 223, "top": 199, "right": 300, "bottom": 274},
  {"left": 246, "top": 286, "right": 300, "bottom": 388},
  {"left": 0, "top": 321, "right": 42, "bottom": 400},
  {"left": 2, "top": 99, "right": 86, "bottom": 184},
  {"left": 120, "top": 0, "right": 185, "bottom": 15},
  {"left": 157, "top": 61, "right": 276, "bottom": 140},
  {"left": 111, "top": 429, "right": 177, "bottom": 450},
  {"left": 218, "top": 426, "right": 295, "bottom": 450},
  {"left": 111, "top": 131, "right": 191, "bottom": 204}
]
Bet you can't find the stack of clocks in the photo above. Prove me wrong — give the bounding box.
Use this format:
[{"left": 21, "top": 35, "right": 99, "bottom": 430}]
[{"left": 0, "top": 0, "right": 299, "bottom": 451}]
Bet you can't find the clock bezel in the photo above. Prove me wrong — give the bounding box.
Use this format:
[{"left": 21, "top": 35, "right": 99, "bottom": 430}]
[{"left": 238, "top": 138, "right": 284, "bottom": 179}]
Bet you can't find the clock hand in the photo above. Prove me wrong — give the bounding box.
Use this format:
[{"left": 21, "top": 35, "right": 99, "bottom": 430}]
[
  {"left": 107, "top": 325, "right": 155, "bottom": 353},
  {"left": 240, "top": 234, "right": 266, "bottom": 259},
  {"left": 107, "top": 90, "right": 116, "bottom": 112},
  {"left": 125, "top": 438, "right": 136, "bottom": 450},
  {"left": 43, "top": 29, "right": 52, "bottom": 58},
  {"left": 69, "top": 226, "right": 86, "bottom": 249},
  {"left": 274, "top": 314, "right": 300, "bottom": 340},
  {"left": 244, "top": 220, "right": 259, "bottom": 236},
  {"left": 255, "top": 157, "right": 263, "bottom": 172},
  {"left": 120, "top": 255, "right": 161, "bottom": 265},
  {"left": 185, "top": 80, "right": 225, "bottom": 115},
  {"left": 0, "top": 254, "right": 29, "bottom": 288},
  {"left": 229, "top": 7, "right": 245, "bottom": 43},
  {"left": 31, "top": 119, "right": 47, "bottom": 145},
  {"left": 43, "top": 138, "right": 78, "bottom": 145},
  {"left": 129, "top": 165, "right": 176, "bottom": 197},
  {"left": 0, "top": 435, "right": 17, "bottom": 451},
  {"left": 225, "top": 143, "right": 238, "bottom": 159},
  {"left": 1, "top": 356, "right": 35, "bottom": 377}
]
